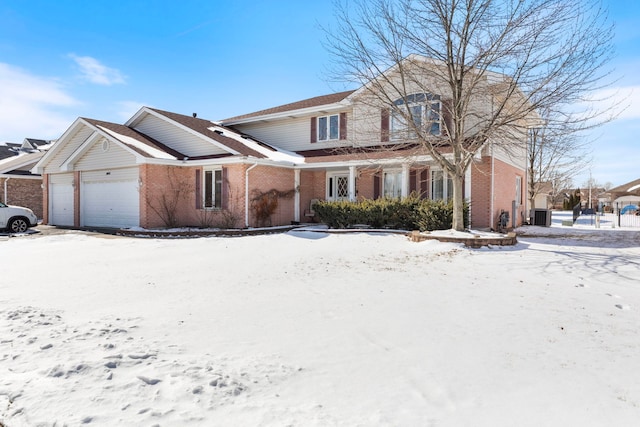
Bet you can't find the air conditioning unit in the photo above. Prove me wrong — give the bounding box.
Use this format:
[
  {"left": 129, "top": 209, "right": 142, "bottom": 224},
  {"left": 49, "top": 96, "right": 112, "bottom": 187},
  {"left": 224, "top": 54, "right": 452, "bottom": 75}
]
[{"left": 531, "top": 209, "right": 551, "bottom": 227}]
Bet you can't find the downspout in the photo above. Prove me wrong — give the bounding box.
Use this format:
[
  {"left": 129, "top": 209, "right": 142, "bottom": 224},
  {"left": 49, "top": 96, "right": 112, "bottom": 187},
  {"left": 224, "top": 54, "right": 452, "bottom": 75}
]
[
  {"left": 490, "top": 142, "right": 495, "bottom": 230},
  {"left": 245, "top": 162, "right": 259, "bottom": 227},
  {"left": 3, "top": 177, "right": 10, "bottom": 204}
]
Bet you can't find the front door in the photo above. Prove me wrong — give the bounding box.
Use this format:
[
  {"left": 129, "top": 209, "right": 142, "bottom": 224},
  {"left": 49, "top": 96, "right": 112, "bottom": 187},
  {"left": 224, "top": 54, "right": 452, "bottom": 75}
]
[{"left": 327, "top": 174, "right": 349, "bottom": 201}]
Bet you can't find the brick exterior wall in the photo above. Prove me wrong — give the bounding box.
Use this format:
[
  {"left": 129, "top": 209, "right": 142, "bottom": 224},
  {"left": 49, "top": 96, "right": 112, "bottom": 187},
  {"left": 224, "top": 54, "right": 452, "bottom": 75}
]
[
  {"left": 470, "top": 156, "right": 526, "bottom": 230},
  {"left": 38, "top": 155, "right": 524, "bottom": 230},
  {"left": 140, "top": 163, "right": 296, "bottom": 229},
  {"left": 0, "top": 177, "right": 44, "bottom": 219},
  {"left": 246, "top": 165, "right": 296, "bottom": 227}
]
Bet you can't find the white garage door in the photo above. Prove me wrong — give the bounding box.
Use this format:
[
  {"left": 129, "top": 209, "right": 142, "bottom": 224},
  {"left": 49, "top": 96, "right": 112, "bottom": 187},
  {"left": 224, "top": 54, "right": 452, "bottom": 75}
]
[
  {"left": 49, "top": 174, "right": 74, "bottom": 226},
  {"left": 81, "top": 168, "right": 140, "bottom": 228}
]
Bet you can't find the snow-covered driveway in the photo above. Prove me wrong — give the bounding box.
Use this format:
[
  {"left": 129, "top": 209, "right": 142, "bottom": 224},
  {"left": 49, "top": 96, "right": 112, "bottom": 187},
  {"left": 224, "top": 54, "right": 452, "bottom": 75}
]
[{"left": 1, "top": 224, "right": 639, "bottom": 426}]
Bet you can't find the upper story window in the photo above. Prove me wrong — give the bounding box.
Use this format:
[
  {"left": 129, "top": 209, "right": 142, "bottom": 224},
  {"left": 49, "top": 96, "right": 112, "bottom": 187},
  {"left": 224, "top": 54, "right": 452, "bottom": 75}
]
[
  {"left": 318, "top": 114, "right": 340, "bottom": 141},
  {"left": 311, "top": 112, "right": 347, "bottom": 143},
  {"left": 391, "top": 93, "right": 441, "bottom": 139}
]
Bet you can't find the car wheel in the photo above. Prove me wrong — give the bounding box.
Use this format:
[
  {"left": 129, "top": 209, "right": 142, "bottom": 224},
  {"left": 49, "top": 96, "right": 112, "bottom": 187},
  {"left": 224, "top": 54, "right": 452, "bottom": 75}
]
[{"left": 9, "top": 218, "right": 29, "bottom": 233}]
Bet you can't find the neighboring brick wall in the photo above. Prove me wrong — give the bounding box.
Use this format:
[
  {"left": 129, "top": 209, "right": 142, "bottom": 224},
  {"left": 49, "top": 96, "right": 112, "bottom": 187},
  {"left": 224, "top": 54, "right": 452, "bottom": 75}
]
[
  {"left": 0, "top": 177, "right": 44, "bottom": 219},
  {"left": 470, "top": 156, "right": 526, "bottom": 229}
]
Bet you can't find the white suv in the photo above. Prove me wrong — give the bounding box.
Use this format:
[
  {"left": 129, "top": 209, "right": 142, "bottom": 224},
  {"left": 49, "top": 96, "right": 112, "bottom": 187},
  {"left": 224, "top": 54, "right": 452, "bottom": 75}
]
[{"left": 0, "top": 202, "right": 38, "bottom": 233}]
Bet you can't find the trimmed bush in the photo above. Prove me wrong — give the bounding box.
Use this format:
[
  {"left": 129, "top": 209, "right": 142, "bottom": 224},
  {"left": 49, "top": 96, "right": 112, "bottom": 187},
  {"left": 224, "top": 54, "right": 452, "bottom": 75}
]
[{"left": 313, "top": 196, "right": 469, "bottom": 231}]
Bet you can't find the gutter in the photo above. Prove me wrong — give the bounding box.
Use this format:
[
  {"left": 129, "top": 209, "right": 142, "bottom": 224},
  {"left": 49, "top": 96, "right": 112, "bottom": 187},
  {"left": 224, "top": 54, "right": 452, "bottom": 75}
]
[{"left": 245, "top": 162, "right": 259, "bottom": 227}]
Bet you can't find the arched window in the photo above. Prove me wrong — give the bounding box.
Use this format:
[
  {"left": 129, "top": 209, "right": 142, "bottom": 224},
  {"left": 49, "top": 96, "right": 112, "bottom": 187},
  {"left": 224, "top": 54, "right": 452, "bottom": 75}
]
[{"left": 391, "top": 93, "right": 441, "bottom": 139}]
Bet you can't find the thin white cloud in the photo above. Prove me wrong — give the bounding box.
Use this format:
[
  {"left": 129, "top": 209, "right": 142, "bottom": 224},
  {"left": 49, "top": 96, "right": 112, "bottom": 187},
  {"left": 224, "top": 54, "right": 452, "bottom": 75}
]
[
  {"left": 68, "top": 54, "right": 126, "bottom": 86},
  {"left": 0, "top": 63, "right": 80, "bottom": 141},
  {"left": 585, "top": 85, "right": 640, "bottom": 121},
  {"left": 115, "top": 101, "right": 148, "bottom": 121}
]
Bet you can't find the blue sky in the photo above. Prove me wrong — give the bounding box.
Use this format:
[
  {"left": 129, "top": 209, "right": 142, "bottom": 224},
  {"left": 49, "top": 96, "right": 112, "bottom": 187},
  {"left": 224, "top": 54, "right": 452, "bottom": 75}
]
[{"left": 1, "top": 0, "right": 638, "bottom": 187}]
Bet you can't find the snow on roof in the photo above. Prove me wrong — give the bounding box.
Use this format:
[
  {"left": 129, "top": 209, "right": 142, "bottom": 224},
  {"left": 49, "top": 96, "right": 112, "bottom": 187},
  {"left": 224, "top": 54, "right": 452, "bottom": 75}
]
[
  {"left": 206, "top": 124, "right": 304, "bottom": 164},
  {"left": 96, "top": 125, "right": 177, "bottom": 160}
]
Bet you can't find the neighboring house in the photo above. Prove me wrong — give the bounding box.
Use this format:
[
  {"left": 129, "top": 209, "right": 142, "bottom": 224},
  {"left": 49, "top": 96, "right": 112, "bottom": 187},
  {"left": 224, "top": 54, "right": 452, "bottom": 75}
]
[
  {"left": 1, "top": 139, "right": 53, "bottom": 219},
  {"left": 532, "top": 182, "right": 553, "bottom": 210},
  {"left": 35, "top": 58, "right": 527, "bottom": 230},
  {"left": 606, "top": 178, "right": 640, "bottom": 212}
]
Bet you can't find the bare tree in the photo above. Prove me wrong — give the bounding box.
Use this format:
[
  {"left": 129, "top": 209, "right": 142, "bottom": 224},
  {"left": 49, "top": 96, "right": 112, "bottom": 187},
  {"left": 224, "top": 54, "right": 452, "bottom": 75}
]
[
  {"left": 325, "top": 0, "right": 614, "bottom": 230},
  {"left": 527, "top": 109, "right": 592, "bottom": 209}
]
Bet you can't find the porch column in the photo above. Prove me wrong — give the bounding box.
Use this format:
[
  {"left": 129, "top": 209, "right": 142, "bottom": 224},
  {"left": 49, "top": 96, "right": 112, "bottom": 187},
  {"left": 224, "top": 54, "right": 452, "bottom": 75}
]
[
  {"left": 348, "top": 166, "right": 356, "bottom": 201},
  {"left": 401, "top": 163, "right": 410, "bottom": 198},
  {"left": 465, "top": 165, "right": 472, "bottom": 228},
  {"left": 294, "top": 169, "right": 300, "bottom": 222}
]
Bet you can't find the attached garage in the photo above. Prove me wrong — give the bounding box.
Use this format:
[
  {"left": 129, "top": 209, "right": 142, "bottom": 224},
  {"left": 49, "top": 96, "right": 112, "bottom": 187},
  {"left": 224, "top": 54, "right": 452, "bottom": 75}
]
[
  {"left": 81, "top": 168, "right": 140, "bottom": 228},
  {"left": 49, "top": 173, "right": 74, "bottom": 226}
]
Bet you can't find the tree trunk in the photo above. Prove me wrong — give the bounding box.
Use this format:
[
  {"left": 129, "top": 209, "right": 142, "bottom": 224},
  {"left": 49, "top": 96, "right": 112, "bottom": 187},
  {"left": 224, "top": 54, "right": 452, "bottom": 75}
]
[{"left": 451, "top": 171, "right": 465, "bottom": 231}]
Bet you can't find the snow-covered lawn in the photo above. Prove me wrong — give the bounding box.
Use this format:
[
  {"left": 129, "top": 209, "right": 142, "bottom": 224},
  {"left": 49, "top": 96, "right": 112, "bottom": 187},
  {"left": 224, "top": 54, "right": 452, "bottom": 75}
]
[{"left": 1, "top": 212, "right": 639, "bottom": 426}]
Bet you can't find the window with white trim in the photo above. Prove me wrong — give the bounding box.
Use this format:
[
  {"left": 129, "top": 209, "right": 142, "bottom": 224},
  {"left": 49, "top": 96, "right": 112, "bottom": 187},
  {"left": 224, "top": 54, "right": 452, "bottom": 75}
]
[
  {"left": 318, "top": 114, "right": 340, "bottom": 141},
  {"left": 516, "top": 176, "right": 522, "bottom": 206},
  {"left": 383, "top": 170, "right": 402, "bottom": 198},
  {"left": 391, "top": 93, "right": 441, "bottom": 139},
  {"left": 203, "top": 168, "right": 223, "bottom": 209},
  {"left": 431, "top": 169, "right": 453, "bottom": 201}
]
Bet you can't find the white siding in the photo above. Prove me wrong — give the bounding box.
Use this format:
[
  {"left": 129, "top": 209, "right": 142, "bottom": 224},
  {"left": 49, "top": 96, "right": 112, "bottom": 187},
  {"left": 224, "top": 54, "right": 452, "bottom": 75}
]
[
  {"left": 133, "top": 114, "right": 227, "bottom": 157},
  {"left": 44, "top": 126, "right": 94, "bottom": 174},
  {"left": 75, "top": 137, "right": 137, "bottom": 171},
  {"left": 49, "top": 173, "right": 74, "bottom": 226},
  {"left": 81, "top": 167, "right": 140, "bottom": 228},
  {"left": 82, "top": 167, "right": 139, "bottom": 183},
  {"left": 234, "top": 112, "right": 353, "bottom": 153}
]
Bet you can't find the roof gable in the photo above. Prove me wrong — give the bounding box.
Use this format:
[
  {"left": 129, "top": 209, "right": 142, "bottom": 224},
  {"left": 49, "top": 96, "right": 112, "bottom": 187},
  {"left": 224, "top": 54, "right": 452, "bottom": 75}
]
[
  {"left": 126, "top": 107, "right": 267, "bottom": 159},
  {"left": 221, "top": 90, "right": 355, "bottom": 123}
]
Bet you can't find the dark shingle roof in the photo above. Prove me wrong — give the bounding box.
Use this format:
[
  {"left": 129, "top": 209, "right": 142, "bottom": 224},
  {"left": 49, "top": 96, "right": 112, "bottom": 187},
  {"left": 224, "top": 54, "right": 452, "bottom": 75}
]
[
  {"left": 221, "top": 90, "right": 355, "bottom": 122},
  {"left": 148, "top": 108, "right": 266, "bottom": 158},
  {"left": 83, "top": 118, "right": 187, "bottom": 159}
]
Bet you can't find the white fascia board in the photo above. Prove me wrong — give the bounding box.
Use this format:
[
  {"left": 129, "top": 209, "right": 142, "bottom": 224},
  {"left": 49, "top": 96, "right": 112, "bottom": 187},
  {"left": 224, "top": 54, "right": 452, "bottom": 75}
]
[
  {"left": 96, "top": 125, "right": 176, "bottom": 160},
  {"left": 0, "top": 152, "right": 44, "bottom": 174},
  {"left": 221, "top": 103, "right": 348, "bottom": 126},
  {"left": 32, "top": 117, "right": 86, "bottom": 174},
  {"left": 59, "top": 131, "right": 104, "bottom": 172},
  {"left": 142, "top": 156, "right": 298, "bottom": 169},
  {"left": 295, "top": 154, "right": 440, "bottom": 170},
  {"left": 0, "top": 173, "right": 42, "bottom": 180},
  {"left": 124, "top": 105, "right": 152, "bottom": 127},
  {"left": 134, "top": 108, "right": 240, "bottom": 155},
  {"left": 60, "top": 126, "right": 150, "bottom": 172}
]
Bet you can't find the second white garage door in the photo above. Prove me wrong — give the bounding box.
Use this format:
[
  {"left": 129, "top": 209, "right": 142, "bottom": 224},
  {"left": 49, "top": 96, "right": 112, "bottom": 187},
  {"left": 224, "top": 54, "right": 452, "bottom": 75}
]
[{"left": 81, "top": 168, "right": 140, "bottom": 228}]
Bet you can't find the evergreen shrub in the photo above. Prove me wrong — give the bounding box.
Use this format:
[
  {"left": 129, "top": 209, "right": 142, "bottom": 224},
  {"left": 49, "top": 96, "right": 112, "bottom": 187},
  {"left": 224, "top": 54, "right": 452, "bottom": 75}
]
[{"left": 313, "top": 195, "right": 469, "bottom": 231}]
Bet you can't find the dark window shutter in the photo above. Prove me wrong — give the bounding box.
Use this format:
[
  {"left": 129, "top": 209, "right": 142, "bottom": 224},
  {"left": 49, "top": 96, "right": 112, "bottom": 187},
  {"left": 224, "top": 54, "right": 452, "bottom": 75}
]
[
  {"left": 409, "top": 170, "right": 417, "bottom": 194},
  {"left": 380, "top": 109, "right": 390, "bottom": 142},
  {"left": 221, "top": 167, "right": 229, "bottom": 210},
  {"left": 373, "top": 173, "right": 381, "bottom": 199},
  {"left": 195, "top": 169, "right": 202, "bottom": 209},
  {"left": 420, "top": 169, "right": 429, "bottom": 198},
  {"left": 441, "top": 99, "right": 453, "bottom": 137},
  {"left": 310, "top": 117, "right": 317, "bottom": 143},
  {"left": 339, "top": 112, "right": 347, "bottom": 140}
]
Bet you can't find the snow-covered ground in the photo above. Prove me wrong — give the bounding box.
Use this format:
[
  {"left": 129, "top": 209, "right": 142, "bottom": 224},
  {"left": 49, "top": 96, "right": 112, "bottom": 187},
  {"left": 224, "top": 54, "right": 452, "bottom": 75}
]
[{"left": 1, "top": 212, "right": 639, "bottom": 426}]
